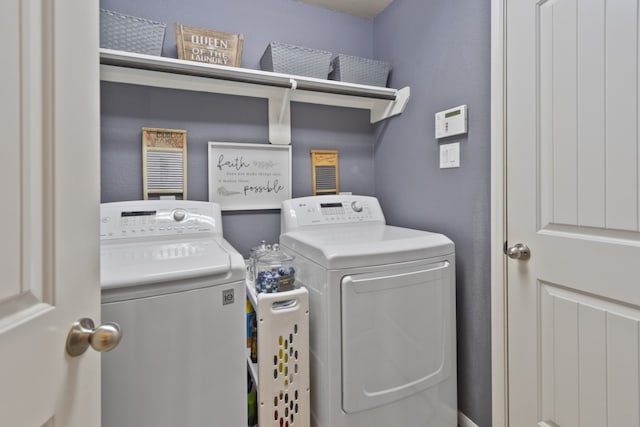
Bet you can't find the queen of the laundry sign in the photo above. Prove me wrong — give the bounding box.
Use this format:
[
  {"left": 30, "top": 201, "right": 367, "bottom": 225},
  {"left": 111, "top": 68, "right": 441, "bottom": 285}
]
[{"left": 175, "top": 23, "right": 244, "bottom": 66}]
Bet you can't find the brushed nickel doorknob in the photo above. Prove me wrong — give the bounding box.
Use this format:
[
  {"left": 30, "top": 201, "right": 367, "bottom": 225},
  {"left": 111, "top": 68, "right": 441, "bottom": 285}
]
[
  {"left": 66, "top": 317, "right": 122, "bottom": 357},
  {"left": 506, "top": 243, "right": 531, "bottom": 260}
]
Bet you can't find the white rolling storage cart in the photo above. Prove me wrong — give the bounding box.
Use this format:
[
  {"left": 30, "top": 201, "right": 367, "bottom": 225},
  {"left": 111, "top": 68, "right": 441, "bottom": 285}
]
[{"left": 246, "top": 282, "right": 310, "bottom": 427}]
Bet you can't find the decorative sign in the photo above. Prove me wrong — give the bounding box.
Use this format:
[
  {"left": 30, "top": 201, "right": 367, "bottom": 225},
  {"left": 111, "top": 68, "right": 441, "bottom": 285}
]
[
  {"left": 310, "top": 149, "right": 339, "bottom": 195},
  {"left": 175, "top": 23, "right": 244, "bottom": 66},
  {"left": 142, "top": 127, "right": 187, "bottom": 200},
  {"left": 208, "top": 142, "right": 291, "bottom": 210}
]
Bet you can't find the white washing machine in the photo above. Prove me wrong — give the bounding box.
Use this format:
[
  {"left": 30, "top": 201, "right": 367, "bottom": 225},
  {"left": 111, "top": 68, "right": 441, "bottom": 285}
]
[
  {"left": 100, "top": 200, "right": 246, "bottom": 427},
  {"left": 280, "top": 195, "right": 457, "bottom": 427}
]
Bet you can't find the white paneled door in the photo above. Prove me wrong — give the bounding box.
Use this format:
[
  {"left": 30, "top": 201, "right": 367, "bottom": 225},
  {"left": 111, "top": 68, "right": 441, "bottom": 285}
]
[
  {"left": 507, "top": 0, "right": 640, "bottom": 426},
  {"left": 0, "top": 0, "right": 101, "bottom": 426}
]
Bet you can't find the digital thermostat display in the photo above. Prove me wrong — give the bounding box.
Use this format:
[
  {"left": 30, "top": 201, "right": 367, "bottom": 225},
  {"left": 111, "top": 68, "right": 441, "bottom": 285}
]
[{"left": 435, "top": 104, "right": 468, "bottom": 139}]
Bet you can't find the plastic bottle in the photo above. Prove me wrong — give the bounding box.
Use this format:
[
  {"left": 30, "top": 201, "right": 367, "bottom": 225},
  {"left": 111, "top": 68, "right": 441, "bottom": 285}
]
[
  {"left": 250, "top": 314, "right": 258, "bottom": 363},
  {"left": 246, "top": 299, "right": 254, "bottom": 349}
]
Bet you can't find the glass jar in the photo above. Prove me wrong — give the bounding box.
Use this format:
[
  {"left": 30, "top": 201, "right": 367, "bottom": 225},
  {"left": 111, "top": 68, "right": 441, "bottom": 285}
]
[
  {"left": 254, "top": 243, "right": 296, "bottom": 293},
  {"left": 247, "top": 240, "right": 270, "bottom": 285}
]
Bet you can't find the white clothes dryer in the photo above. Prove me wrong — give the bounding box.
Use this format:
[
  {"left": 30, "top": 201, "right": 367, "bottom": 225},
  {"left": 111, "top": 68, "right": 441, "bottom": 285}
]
[
  {"left": 100, "top": 200, "right": 246, "bottom": 427},
  {"left": 280, "top": 195, "right": 457, "bottom": 427}
]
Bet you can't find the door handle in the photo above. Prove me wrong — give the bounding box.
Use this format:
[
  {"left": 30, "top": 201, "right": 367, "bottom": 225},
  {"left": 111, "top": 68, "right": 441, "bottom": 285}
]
[
  {"left": 505, "top": 243, "right": 531, "bottom": 260},
  {"left": 66, "top": 317, "right": 122, "bottom": 357}
]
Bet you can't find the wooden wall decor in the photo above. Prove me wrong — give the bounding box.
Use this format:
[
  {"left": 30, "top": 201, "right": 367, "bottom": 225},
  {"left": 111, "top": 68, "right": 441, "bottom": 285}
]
[
  {"left": 175, "top": 23, "right": 244, "bottom": 67},
  {"left": 311, "top": 150, "right": 339, "bottom": 195},
  {"left": 142, "top": 127, "right": 187, "bottom": 200}
]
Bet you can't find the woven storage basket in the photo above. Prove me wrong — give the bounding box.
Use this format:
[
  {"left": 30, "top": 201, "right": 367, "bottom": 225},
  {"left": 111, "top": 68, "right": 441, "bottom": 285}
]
[
  {"left": 100, "top": 9, "right": 166, "bottom": 56},
  {"left": 329, "top": 54, "right": 391, "bottom": 87},
  {"left": 260, "top": 42, "right": 332, "bottom": 79}
]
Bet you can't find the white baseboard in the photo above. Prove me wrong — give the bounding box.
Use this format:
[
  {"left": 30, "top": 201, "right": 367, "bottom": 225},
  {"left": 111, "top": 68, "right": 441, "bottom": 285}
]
[{"left": 458, "top": 411, "right": 479, "bottom": 427}]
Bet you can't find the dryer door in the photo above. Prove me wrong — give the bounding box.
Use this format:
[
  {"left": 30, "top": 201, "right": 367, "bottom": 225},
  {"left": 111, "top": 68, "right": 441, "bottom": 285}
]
[{"left": 341, "top": 261, "right": 454, "bottom": 414}]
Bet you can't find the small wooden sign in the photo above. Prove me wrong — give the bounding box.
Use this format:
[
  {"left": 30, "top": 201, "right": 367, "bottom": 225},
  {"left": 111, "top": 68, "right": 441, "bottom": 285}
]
[
  {"left": 311, "top": 150, "right": 339, "bottom": 195},
  {"left": 175, "top": 23, "right": 243, "bottom": 67},
  {"left": 142, "top": 127, "right": 187, "bottom": 200}
]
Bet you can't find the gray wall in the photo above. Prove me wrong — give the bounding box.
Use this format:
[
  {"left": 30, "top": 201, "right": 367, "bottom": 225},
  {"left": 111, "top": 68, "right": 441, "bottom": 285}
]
[
  {"left": 100, "top": 0, "right": 376, "bottom": 256},
  {"left": 101, "top": 0, "right": 493, "bottom": 425},
  {"left": 374, "top": 1, "right": 492, "bottom": 426}
]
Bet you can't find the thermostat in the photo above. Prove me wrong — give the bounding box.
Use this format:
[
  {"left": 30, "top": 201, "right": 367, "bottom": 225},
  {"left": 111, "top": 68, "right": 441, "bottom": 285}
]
[{"left": 435, "top": 104, "right": 468, "bottom": 139}]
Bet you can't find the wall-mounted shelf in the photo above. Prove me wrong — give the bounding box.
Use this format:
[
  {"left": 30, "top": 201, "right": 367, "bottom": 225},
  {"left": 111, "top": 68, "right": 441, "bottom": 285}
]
[{"left": 100, "top": 48, "right": 410, "bottom": 145}]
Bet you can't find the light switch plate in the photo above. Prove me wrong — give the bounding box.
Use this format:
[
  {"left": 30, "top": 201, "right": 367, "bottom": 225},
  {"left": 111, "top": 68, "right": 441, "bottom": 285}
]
[{"left": 440, "top": 142, "right": 460, "bottom": 168}]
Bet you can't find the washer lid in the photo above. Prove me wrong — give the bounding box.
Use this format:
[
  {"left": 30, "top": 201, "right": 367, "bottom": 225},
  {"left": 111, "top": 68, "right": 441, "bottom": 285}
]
[
  {"left": 280, "top": 224, "right": 454, "bottom": 269},
  {"left": 100, "top": 237, "right": 244, "bottom": 290}
]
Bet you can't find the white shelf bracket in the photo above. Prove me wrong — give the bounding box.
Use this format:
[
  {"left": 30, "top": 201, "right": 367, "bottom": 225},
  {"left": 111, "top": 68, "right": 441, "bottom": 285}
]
[
  {"left": 370, "top": 86, "right": 411, "bottom": 123},
  {"left": 268, "top": 78, "right": 297, "bottom": 145}
]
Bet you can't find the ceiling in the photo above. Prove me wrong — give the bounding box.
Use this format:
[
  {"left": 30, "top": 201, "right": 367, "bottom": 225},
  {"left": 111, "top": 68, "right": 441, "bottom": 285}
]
[{"left": 295, "top": 0, "right": 394, "bottom": 19}]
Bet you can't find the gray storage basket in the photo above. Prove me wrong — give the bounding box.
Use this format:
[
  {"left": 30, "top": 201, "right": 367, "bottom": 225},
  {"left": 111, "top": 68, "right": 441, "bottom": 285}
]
[
  {"left": 260, "top": 42, "right": 332, "bottom": 79},
  {"left": 100, "top": 9, "right": 166, "bottom": 56},
  {"left": 329, "top": 54, "right": 391, "bottom": 87}
]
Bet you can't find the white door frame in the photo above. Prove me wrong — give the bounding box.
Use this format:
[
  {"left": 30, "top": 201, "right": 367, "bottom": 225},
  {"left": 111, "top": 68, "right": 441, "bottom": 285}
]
[{"left": 490, "top": 0, "right": 508, "bottom": 426}]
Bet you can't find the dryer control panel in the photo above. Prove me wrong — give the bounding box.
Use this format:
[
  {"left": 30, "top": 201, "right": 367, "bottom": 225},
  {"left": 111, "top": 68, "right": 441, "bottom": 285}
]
[
  {"left": 100, "top": 200, "right": 223, "bottom": 240},
  {"left": 281, "top": 195, "right": 386, "bottom": 232}
]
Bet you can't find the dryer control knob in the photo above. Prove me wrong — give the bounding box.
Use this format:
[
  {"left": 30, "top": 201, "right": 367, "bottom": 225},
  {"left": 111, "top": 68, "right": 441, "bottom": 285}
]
[
  {"left": 351, "top": 201, "right": 363, "bottom": 213},
  {"left": 173, "top": 209, "right": 187, "bottom": 222}
]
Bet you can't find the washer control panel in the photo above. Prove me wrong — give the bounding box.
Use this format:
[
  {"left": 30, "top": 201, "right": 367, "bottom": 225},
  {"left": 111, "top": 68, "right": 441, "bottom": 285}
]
[
  {"left": 281, "top": 195, "right": 386, "bottom": 231},
  {"left": 100, "top": 201, "right": 222, "bottom": 240}
]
